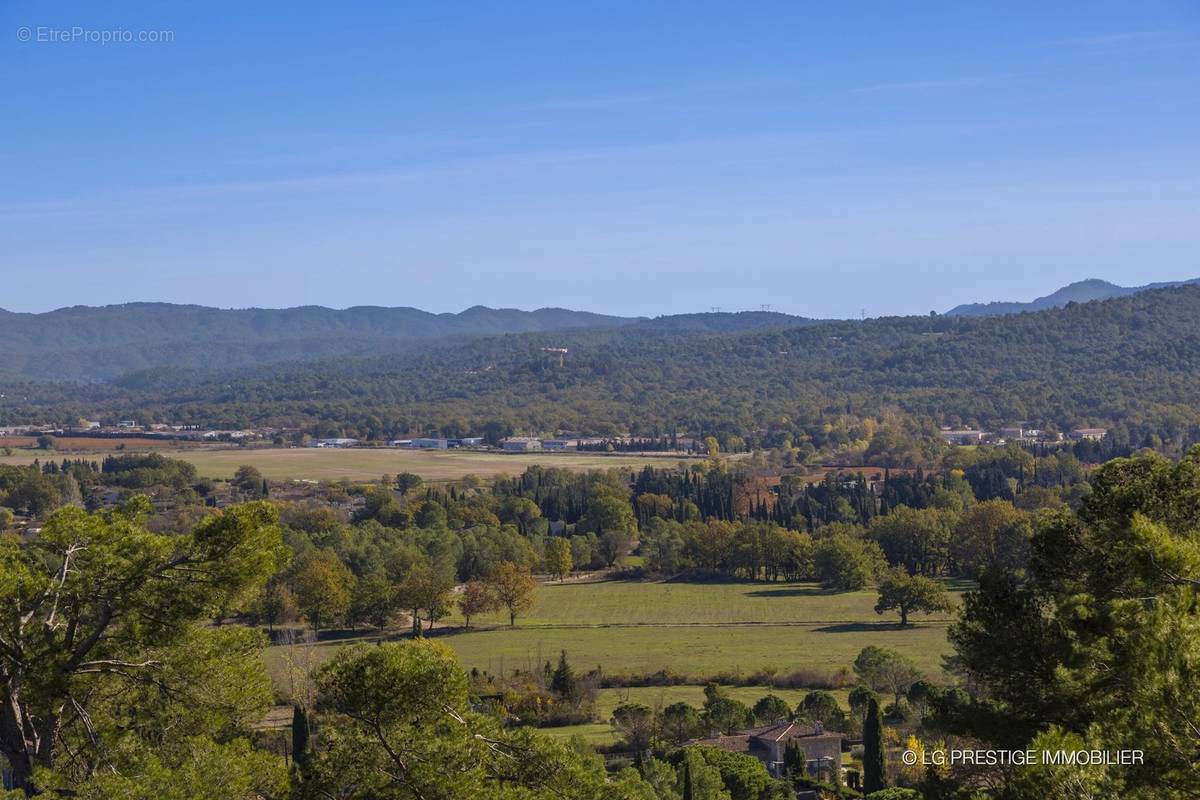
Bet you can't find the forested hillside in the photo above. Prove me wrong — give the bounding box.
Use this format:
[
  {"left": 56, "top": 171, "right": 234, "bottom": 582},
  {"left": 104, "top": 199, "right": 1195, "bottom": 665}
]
[
  {"left": 945, "top": 276, "right": 1200, "bottom": 316},
  {"left": 0, "top": 303, "right": 824, "bottom": 382},
  {"left": 0, "top": 302, "right": 638, "bottom": 381},
  {"left": 8, "top": 286, "right": 1198, "bottom": 452}
]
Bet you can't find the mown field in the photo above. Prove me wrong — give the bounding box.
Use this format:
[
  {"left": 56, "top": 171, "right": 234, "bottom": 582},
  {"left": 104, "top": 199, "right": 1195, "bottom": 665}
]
[
  {"left": 0, "top": 445, "right": 697, "bottom": 482},
  {"left": 264, "top": 579, "right": 960, "bottom": 725},
  {"left": 444, "top": 579, "right": 960, "bottom": 627}
]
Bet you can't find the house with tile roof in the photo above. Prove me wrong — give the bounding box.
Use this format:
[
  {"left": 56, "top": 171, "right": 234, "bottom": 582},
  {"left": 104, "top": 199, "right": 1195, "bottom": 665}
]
[{"left": 690, "top": 720, "right": 843, "bottom": 782}]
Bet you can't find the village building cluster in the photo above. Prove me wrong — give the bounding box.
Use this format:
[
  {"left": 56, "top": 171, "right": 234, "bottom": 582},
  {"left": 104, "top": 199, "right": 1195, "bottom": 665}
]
[{"left": 938, "top": 425, "right": 1107, "bottom": 446}]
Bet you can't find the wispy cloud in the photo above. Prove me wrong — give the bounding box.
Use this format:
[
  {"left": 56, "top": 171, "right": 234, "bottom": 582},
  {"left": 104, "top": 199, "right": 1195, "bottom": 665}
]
[
  {"left": 0, "top": 200, "right": 76, "bottom": 224},
  {"left": 1058, "top": 30, "right": 1200, "bottom": 51},
  {"left": 528, "top": 92, "right": 658, "bottom": 111},
  {"left": 850, "top": 76, "right": 1011, "bottom": 95},
  {"left": 528, "top": 75, "right": 807, "bottom": 111},
  {"left": 0, "top": 146, "right": 634, "bottom": 223}
]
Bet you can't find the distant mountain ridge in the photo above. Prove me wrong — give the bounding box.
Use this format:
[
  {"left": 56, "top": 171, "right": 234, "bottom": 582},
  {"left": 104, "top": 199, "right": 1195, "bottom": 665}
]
[
  {"left": 7, "top": 284, "right": 1200, "bottom": 440},
  {"left": 95, "top": 283, "right": 1200, "bottom": 439},
  {"left": 945, "top": 277, "right": 1200, "bottom": 317},
  {"left": 4, "top": 277, "right": 1195, "bottom": 384},
  {"left": 0, "top": 302, "right": 815, "bottom": 383}
]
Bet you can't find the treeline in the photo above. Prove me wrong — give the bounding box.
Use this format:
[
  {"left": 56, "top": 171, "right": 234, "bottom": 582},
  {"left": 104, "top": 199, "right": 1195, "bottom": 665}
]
[{"left": 2, "top": 443, "right": 1082, "bottom": 597}]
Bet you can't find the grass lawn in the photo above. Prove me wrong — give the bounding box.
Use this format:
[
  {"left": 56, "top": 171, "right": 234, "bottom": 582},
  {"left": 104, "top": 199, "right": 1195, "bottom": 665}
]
[
  {"left": 264, "top": 579, "right": 960, "bottom": 695},
  {"left": 0, "top": 446, "right": 698, "bottom": 483},
  {"left": 443, "top": 578, "right": 962, "bottom": 628},
  {"left": 439, "top": 621, "right": 949, "bottom": 678},
  {"left": 539, "top": 722, "right": 616, "bottom": 744}
]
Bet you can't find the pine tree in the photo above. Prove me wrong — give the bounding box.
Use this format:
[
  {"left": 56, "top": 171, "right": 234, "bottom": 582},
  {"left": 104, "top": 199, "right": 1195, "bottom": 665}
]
[
  {"left": 550, "top": 650, "right": 575, "bottom": 700},
  {"left": 863, "top": 697, "right": 886, "bottom": 793}
]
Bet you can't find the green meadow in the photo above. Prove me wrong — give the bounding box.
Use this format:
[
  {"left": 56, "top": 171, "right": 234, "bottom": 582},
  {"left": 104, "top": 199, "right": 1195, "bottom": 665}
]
[{"left": 264, "top": 579, "right": 959, "bottom": 717}]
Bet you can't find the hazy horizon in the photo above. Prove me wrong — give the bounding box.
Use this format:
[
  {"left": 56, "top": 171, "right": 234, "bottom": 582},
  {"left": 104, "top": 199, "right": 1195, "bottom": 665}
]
[{"left": 2, "top": 273, "right": 1198, "bottom": 319}]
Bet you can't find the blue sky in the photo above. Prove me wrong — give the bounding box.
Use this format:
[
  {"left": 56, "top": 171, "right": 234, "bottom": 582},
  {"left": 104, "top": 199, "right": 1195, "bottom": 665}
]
[{"left": 2, "top": 1, "right": 1198, "bottom": 317}]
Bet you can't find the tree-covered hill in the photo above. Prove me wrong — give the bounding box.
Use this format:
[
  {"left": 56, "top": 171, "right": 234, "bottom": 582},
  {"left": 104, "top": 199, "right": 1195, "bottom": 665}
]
[
  {"left": 18, "top": 285, "right": 1194, "bottom": 450},
  {"left": 0, "top": 302, "right": 824, "bottom": 382},
  {"left": 0, "top": 302, "right": 637, "bottom": 381}
]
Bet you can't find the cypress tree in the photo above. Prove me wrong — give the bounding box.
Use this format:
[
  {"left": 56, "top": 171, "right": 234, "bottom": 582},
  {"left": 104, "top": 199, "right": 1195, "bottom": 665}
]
[
  {"left": 680, "top": 753, "right": 695, "bottom": 800},
  {"left": 863, "top": 697, "right": 886, "bottom": 793},
  {"left": 783, "top": 738, "right": 806, "bottom": 779},
  {"left": 291, "top": 703, "right": 311, "bottom": 774}
]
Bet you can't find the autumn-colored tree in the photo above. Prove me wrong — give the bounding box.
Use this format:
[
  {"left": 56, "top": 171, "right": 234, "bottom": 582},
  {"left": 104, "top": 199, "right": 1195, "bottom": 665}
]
[
  {"left": 486, "top": 561, "right": 537, "bottom": 626},
  {"left": 457, "top": 580, "right": 499, "bottom": 629},
  {"left": 545, "top": 537, "right": 573, "bottom": 581},
  {"left": 396, "top": 559, "right": 455, "bottom": 635}
]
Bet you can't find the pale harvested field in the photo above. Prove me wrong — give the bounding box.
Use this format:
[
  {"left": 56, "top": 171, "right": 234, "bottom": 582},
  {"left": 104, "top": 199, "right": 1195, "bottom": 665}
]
[
  {"left": 0, "top": 445, "right": 698, "bottom": 482},
  {"left": 0, "top": 436, "right": 194, "bottom": 451}
]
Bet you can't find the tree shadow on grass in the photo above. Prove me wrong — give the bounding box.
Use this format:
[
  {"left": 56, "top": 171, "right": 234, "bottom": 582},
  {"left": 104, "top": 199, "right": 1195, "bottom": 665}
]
[
  {"left": 313, "top": 628, "right": 383, "bottom": 644},
  {"left": 264, "top": 627, "right": 372, "bottom": 645},
  {"left": 744, "top": 586, "right": 837, "bottom": 598}
]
